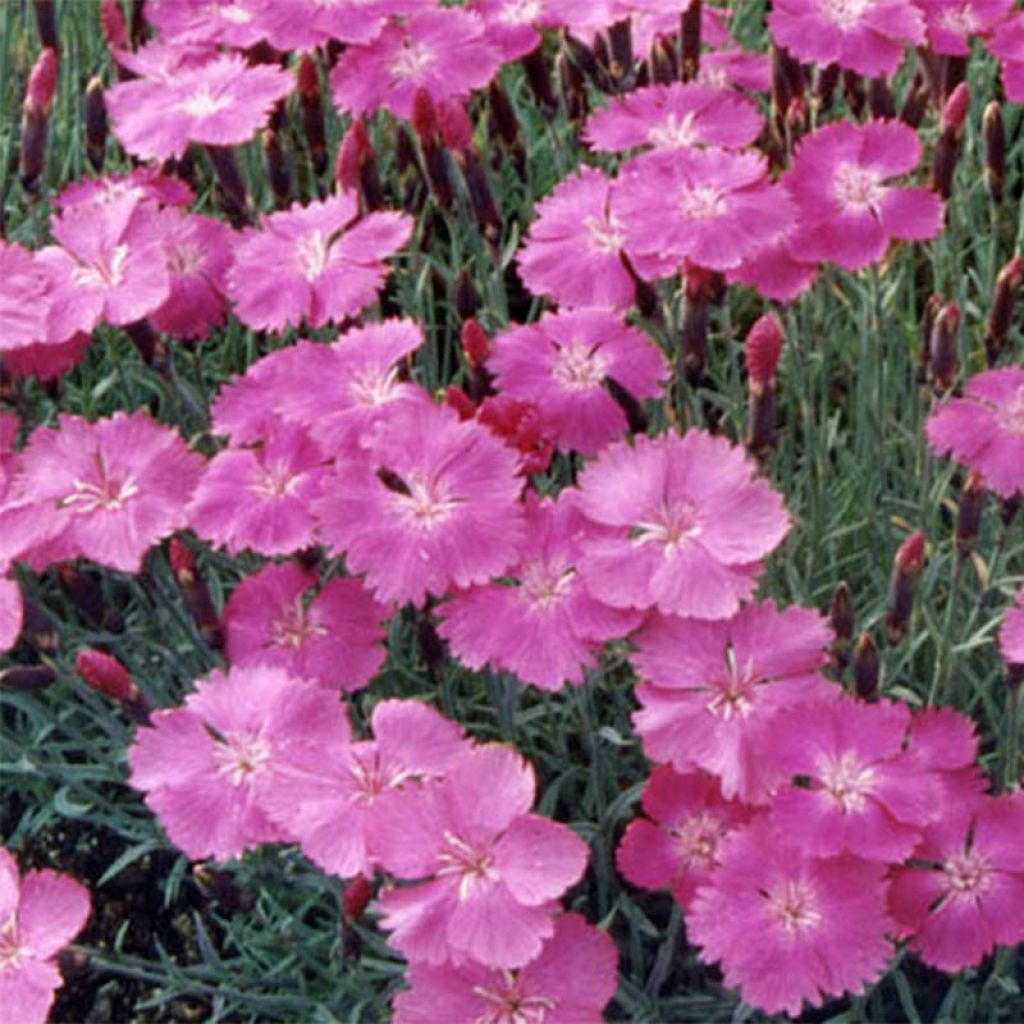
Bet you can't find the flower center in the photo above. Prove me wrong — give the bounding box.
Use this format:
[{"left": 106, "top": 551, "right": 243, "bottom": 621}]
[
  {"left": 271, "top": 600, "right": 326, "bottom": 650},
  {"left": 584, "top": 214, "right": 625, "bottom": 255},
  {"left": 71, "top": 244, "right": 129, "bottom": 290},
  {"left": 551, "top": 340, "right": 609, "bottom": 391},
  {"left": 996, "top": 386, "right": 1024, "bottom": 435},
  {"left": 519, "top": 559, "right": 576, "bottom": 608},
  {"left": 177, "top": 84, "right": 232, "bottom": 119},
  {"left": 472, "top": 973, "right": 557, "bottom": 1024},
  {"left": 348, "top": 365, "right": 402, "bottom": 408},
  {"left": 0, "top": 916, "right": 22, "bottom": 972},
  {"left": 212, "top": 729, "right": 271, "bottom": 786},
  {"left": 817, "top": 750, "right": 876, "bottom": 813},
  {"left": 941, "top": 849, "right": 992, "bottom": 901},
  {"left": 295, "top": 229, "right": 331, "bottom": 282},
  {"left": 765, "top": 879, "right": 823, "bottom": 936},
  {"left": 60, "top": 464, "right": 140, "bottom": 514},
  {"left": 819, "top": 0, "right": 874, "bottom": 30},
  {"left": 438, "top": 832, "right": 498, "bottom": 901},
  {"left": 706, "top": 645, "right": 757, "bottom": 720},
  {"left": 631, "top": 500, "right": 703, "bottom": 555},
  {"left": 393, "top": 474, "right": 462, "bottom": 530},
  {"left": 649, "top": 111, "right": 699, "bottom": 149},
  {"left": 833, "top": 162, "right": 886, "bottom": 214},
  {"left": 167, "top": 242, "right": 205, "bottom": 276},
  {"left": 939, "top": 8, "right": 979, "bottom": 34},
  {"left": 250, "top": 461, "right": 301, "bottom": 499},
  {"left": 392, "top": 42, "right": 435, "bottom": 80},
  {"left": 674, "top": 813, "right": 728, "bottom": 871},
  {"left": 497, "top": 0, "right": 542, "bottom": 25},
  {"left": 677, "top": 183, "right": 727, "bottom": 221}
]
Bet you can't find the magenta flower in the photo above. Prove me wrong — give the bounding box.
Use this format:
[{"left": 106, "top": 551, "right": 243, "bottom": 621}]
[
  {"left": 616, "top": 766, "right": 750, "bottom": 909},
  {"left": 0, "top": 849, "right": 90, "bottom": 1024},
  {"left": 926, "top": 367, "right": 1024, "bottom": 498},
  {"left": 15, "top": 411, "right": 202, "bottom": 574},
  {"left": 613, "top": 148, "right": 795, "bottom": 276},
  {"left": 632, "top": 602, "right": 837, "bottom": 801},
  {"left": 585, "top": 83, "right": 762, "bottom": 155},
  {"left": 314, "top": 401, "right": 525, "bottom": 606},
  {"left": 516, "top": 167, "right": 636, "bottom": 312},
  {"left": 788, "top": 119, "right": 943, "bottom": 272},
  {"left": 1, "top": 333, "right": 91, "bottom": 384},
  {"left": 128, "top": 666, "right": 342, "bottom": 861},
  {"left": 888, "top": 793, "right": 1024, "bottom": 971},
  {"left": 770, "top": 697, "right": 942, "bottom": 861},
  {"left": 697, "top": 48, "right": 771, "bottom": 92},
  {"left": 470, "top": 0, "right": 558, "bottom": 63},
  {"left": 904, "top": 706, "right": 988, "bottom": 804},
  {"left": 575, "top": 431, "right": 790, "bottom": 619},
  {"left": 329, "top": 8, "right": 500, "bottom": 120},
  {"left": 258, "top": 699, "right": 466, "bottom": 879},
  {"left": 228, "top": 194, "right": 412, "bottom": 331},
  {"left": 1000, "top": 589, "right": 1024, "bottom": 668},
  {"left": 188, "top": 421, "right": 328, "bottom": 557},
  {"left": 923, "top": 0, "right": 1013, "bottom": 55},
  {"left": 689, "top": 819, "right": 895, "bottom": 1017},
  {"left": 373, "top": 743, "right": 589, "bottom": 968},
  {"left": 54, "top": 168, "right": 194, "bottom": 213},
  {"left": 392, "top": 913, "right": 618, "bottom": 1024},
  {"left": 243, "top": 0, "right": 408, "bottom": 49},
  {"left": 0, "top": 242, "right": 50, "bottom": 353},
  {"left": 769, "top": 0, "right": 925, "bottom": 77},
  {"left": 106, "top": 52, "right": 293, "bottom": 160},
  {"left": 438, "top": 493, "right": 641, "bottom": 690},
  {"left": 989, "top": 13, "right": 1024, "bottom": 101},
  {"left": 489, "top": 309, "right": 666, "bottom": 455},
  {"left": 145, "top": 0, "right": 271, "bottom": 48},
  {"left": 224, "top": 562, "right": 388, "bottom": 693}
]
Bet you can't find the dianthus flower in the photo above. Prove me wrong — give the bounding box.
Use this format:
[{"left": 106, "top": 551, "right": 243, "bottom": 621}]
[
  {"left": 258, "top": 699, "right": 466, "bottom": 879},
  {"left": 888, "top": 792, "right": 1024, "bottom": 971},
  {"left": 923, "top": 0, "right": 1013, "bottom": 55},
  {"left": 697, "top": 48, "right": 772, "bottom": 92},
  {"left": 616, "top": 766, "right": 750, "bottom": 909},
  {"left": 469, "top": 0, "right": 560, "bottom": 62},
  {"left": 1000, "top": 589, "right": 1024, "bottom": 668},
  {"left": 489, "top": 309, "right": 666, "bottom": 455},
  {"left": 632, "top": 602, "right": 837, "bottom": 801},
  {"left": 228, "top": 194, "right": 412, "bottom": 331},
  {"left": 770, "top": 697, "right": 942, "bottom": 861},
  {"left": 374, "top": 743, "right": 588, "bottom": 968},
  {"left": 224, "top": 562, "right": 388, "bottom": 692},
  {"left": 0, "top": 242, "right": 50, "bottom": 353},
  {"left": 788, "top": 119, "right": 943, "bottom": 272},
  {"left": 15, "top": 411, "right": 202, "bottom": 574},
  {"left": 1, "top": 333, "right": 91, "bottom": 384},
  {"left": 516, "top": 167, "right": 636, "bottom": 312},
  {"left": 926, "top": 366, "right": 1024, "bottom": 498},
  {"left": 584, "top": 83, "right": 762, "bottom": 155},
  {"left": 54, "top": 168, "right": 194, "bottom": 213},
  {"left": 128, "top": 666, "right": 341, "bottom": 861},
  {"left": 903, "top": 706, "right": 987, "bottom": 804},
  {"left": 0, "top": 848, "right": 90, "bottom": 1024},
  {"left": 613, "top": 148, "right": 795, "bottom": 276},
  {"left": 438, "top": 493, "right": 640, "bottom": 690},
  {"left": 106, "top": 51, "right": 293, "bottom": 160},
  {"left": 239, "top": 0, "right": 415, "bottom": 49},
  {"left": 144, "top": 0, "right": 271, "bottom": 48},
  {"left": 769, "top": 0, "right": 925, "bottom": 77},
  {"left": 392, "top": 913, "right": 618, "bottom": 1024},
  {"left": 575, "top": 431, "right": 789, "bottom": 619},
  {"left": 988, "top": 13, "right": 1024, "bottom": 101},
  {"left": 314, "top": 401, "right": 525, "bottom": 606},
  {"left": 329, "top": 8, "right": 500, "bottom": 120},
  {"left": 689, "top": 819, "right": 895, "bottom": 1017}
]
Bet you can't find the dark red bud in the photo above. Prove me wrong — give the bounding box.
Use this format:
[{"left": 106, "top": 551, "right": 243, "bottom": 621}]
[
  {"left": 929, "top": 302, "right": 959, "bottom": 392},
  {"left": 745, "top": 314, "right": 784, "bottom": 387},
  {"left": 437, "top": 100, "right": 473, "bottom": 153},
  {"left": 411, "top": 87, "right": 438, "bottom": 145},
  {"left": 85, "top": 76, "right": 107, "bottom": 172},
  {"left": 76, "top": 648, "right": 138, "bottom": 702},
  {"left": 852, "top": 632, "right": 880, "bottom": 700},
  {"left": 343, "top": 876, "right": 374, "bottom": 923},
  {"left": 100, "top": 0, "right": 128, "bottom": 50},
  {"left": 460, "top": 319, "right": 490, "bottom": 367},
  {"left": 956, "top": 469, "right": 986, "bottom": 555}
]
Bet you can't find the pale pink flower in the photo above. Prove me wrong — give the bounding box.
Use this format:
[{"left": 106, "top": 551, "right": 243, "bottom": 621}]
[
  {"left": 689, "top": 819, "right": 895, "bottom": 1017},
  {"left": 128, "top": 666, "right": 341, "bottom": 861},
  {"left": 1000, "top": 589, "right": 1024, "bottom": 668},
  {"left": 788, "top": 119, "right": 943, "bottom": 272},
  {"left": 888, "top": 792, "right": 1024, "bottom": 971},
  {"left": 228, "top": 194, "right": 412, "bottom": 331},
  {"left": 489, "top": 309, "right": 666, "bottom": 455},
  {"left": 258, "top": 699, "right": 466, "bottom": 879},
  {"left": 392, "top": 913, "right": 618, "bottom": 1024},
  {"left": 616, "top": 766, "right": 750, "bottom": 909},
  {"left": 438, "top": 493, "right": 641, "bottom": 690},
  {"left": 329, "top": 8, "right": 500, "bottom": 120},
  {"left": 0, "top": 849, "right": 90, "bottom": 1024},
  {"left": 926, "top": 366, "right": 1024, "bottom": 498},
  {"left": 373, "top": 743, "right": 588, "bottom": 968},
  {"left": 575, "top": 431, "right": 790, "bottom": 619},
  {"left": 988, "top": 13, "right": 1024, "bottom": 101},
  {"left": 922, "top": 0, "right": 1013, "bottom": 55},
  {"left": 516, "top": 167, "right": 636, "bottom": 312},
  {"left": 0, "top": 242, "right": 50, "bottom": 353},
  {"left": 314, "top": 401, "right": 525, "bottom": 606},
  {"left": 769, "top": 0, "right": 925, "bottom": 77},
  {"left": 224, "top": 562, "right": 388, "bottom": 692},
  {"left": 632, "top": 602, "right": 837, "bottom": 801}
]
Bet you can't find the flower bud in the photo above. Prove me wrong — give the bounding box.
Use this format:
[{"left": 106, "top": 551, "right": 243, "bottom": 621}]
[
  {"left": 852, "top": 631, "right": 880, "bottom": 700},
  {"left": 884, "top": 531, "right": 926, "bottom": 645},
  {"left": 343, "top": 876, "right": 374, "bottom": 923},
  {"left": 558, "top": 49, "right": 587, "bottom": 121},
  {"left": 843, "top": 69, "right": 866, "bottom": 118},
  {"left": 868, "top": 74, "right": 895, "bottom": 119},
  {"left": 206, "top": 145, "right": 249, "bottom": 226},
  {"left": 262, "top": 128, "right": 291, "bottom": 208},
  {"left": 815, "top": 62, "right": 840, "bottom": 115},
  {"left": 918, "top": 292, "right": 942, "bottom": 380},
  {"left": 928, "top": 301, "right": 959, "bottom": 392},
  {"left": 438, "top": 100, "right": 473, "bottom": 154},
  {"left": 745, "top": 314, "right": 784, "bottom": 387},
  {"left": 462, "top": 149, "right": 501, "bottom": 238},
  {"left": 297, "top": 53, "right": 326, "bottom": 177},
  {"left": 411, "top": 86, "right": 438, "bottom": 146},
  {"left": 19, "top": 48, "right": 57, "bottom": 193},
  {"left": 453, "top": 267, "right": 479, "bottom": 321},
  {"left": 983, "top": 100, "right": 1005, "bottom": 204},
  {"left": 955, "top": 469, "right": 986, "bottom": 555},
  {"left": 487, "top": 80, "right": 519, "bottom": 147},
  {"left": 27, "top": 47, "right": 57, "bottom": 112},
  {"left": 984, "top": 255, "right": 1022, "bottom": 364},
  {"left": 336, "top": 120, "right": 383, "bottom": 212},
  {"left": 460, "top": 319, "right": 490, "bottom": 368},
  {"left": 84, "top": 76, "right": 107, "bottom": 171},
  {"left": 0, "top": 665, "right": 56, "bottom": 692},
  {"left": 680, "top": 265, "right": 713, "bottom": 382},
  {"left": 940, "top": 81, "right": 969, "bottom": 134},
  {"left": 444, "top": 384, "right": 477, "bottom": 420},
  {"left": 680, "top": 0, "right": 702, "bottom": 81},
  {"left": 521, "top": 45, "right": 556, "bottom": 117},
  {"left": 829, "top": 581, "right": 855, "bottom": 671},
  {"left": 76, "top": 648, "right": 139, "bottom": 703},
  {"left": 899, "top": 74, "right": 929, "bottom": 129},
  {"left": 100, "top": 0, "right": 128, "bottom": 52},
  {"left": 168, "top": 538, "right": 223, "bottom": 649},
  {"left": 932, "top": 84, "right": 968, "bottom": 202},
  {"left": 607, "top": 18, "right": 633, "bottom": 82},
  {"left": 33, "top": 0, "right": 58, "bottom": 50}
]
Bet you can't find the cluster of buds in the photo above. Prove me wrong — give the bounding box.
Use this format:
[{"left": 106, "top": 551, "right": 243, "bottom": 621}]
[
  {"left": 883, "top": 531, "right": 927, "bottom": 645},
  {"left": 744, "top": 313, "right": 784, "bottom": 455},
  {"left": 75, "top": 648, "right": 152, "bottom": 723},
  {"left": 19, "top": 47, "right": 57, "bottom": 194},
  {"left": 931, "top": 83, "right": 969, "bottom": 201}
]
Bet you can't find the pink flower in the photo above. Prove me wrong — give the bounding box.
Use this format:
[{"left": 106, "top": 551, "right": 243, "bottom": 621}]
[
  {"left": 688, "top": 819, "right": 895, "bottom": 1017},
  {"left": 392, "top": 913, "right": 618, "bottom": 1024},
  {"left": 989, "top": 13, "right": 1024, "bottom": 101},
  {"left": 0, "top": 242, "right": 50, "bottom": 352},
  {"left": 632, "top": 602, "right": 837, "bottom": 801},
  {"left": 488, "top": 309, "right": 666, "bottom": 455},
  {"left": 1000, "top": 589, "right": 1024, "bottom": 668},
  {"left": 329, "top": 8, "right": 500, "bottom": 121},
  {"left": 888, "top": 792, "right": 1024, "bottom": 971},
  {"left": 584, "top": 83, "right": 762, "bottom": 154},
  {"left": 54, "top": 168, "right": 194, "bottom": 213},
  {"left": 769, "top": 697, "right": 942, "bottom": 861},
  {"left": 228, "top": 194, "right": 412, "bottom": 331},
  {"left": 697, "top": 48, "right": 771, "bottom": 92},
  {"left": 128, "top": 666, "right": 342, "bottom": 861},
  {"left": 373, "top": 743, "right": 589, "bottom": 968},
  {"left": 470, "top": 0, "right": 557, "bottom": 63},
  {"left": 788, "top": 119, "right": 943, "bottom": 272},
  {"left": 438, "top": 493, "right": 640, "bottom": 690},
  {"left": 258, "top": 699, "right": 466, "bottom": 879},
  {"left": 613, "top": 148, "right": 795, "bottom": 275},
  {"left": 145, "top": 0, "right": 271, "bottom": 48},
  {"left": 188, "top": 421, "right": 327, "bottom": 557},
  {"left": 516, "top": 167, "right": 636, "bottom": 312},
  {"left": 1, "top": 333, "right": 90, "bottom": 383},
  {"left": 904, "top": 706, "right": 988, "bottom": 804},
  {"left": 923, "top": 0, "right": 1013, "bottom": 55},
  {"left": 575, "top": 431, "right": 790, "bottom": 619},
  {"left": 242, "top": 0, "right": 411, "bottom": 49},
  {"left": 926, "top": 367, "right": 1024, "bottom": 498},
  {"left": 314, "top": 401, "right": 525, "bottom": 606},
  {"left": 224, "top": 562, "right": 388, "bottom": 692},
  {"left": 616, "top": 766, "right": 750, "bottom": 909},
  {"left": 15, "top": 411, "right": 202, "bottom": 574},
  {"left": 0, "top": 577, "right": 22, "bottom": 654},
  {"left": 0, "top": 849, "right": 90, "bottom": 1024},
  {"left": 106, "top": 52, "right": 293, "bottom": 160},
  {"left": 769, "top": 0, "right": 925, "bottom": 77}
]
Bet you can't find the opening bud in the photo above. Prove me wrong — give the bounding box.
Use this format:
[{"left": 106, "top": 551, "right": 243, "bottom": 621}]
[
  {"left": 852, "top": 631, "right": 880, "bottom": 700},
  {"left": 883, "top": 530, "right": 926, "bottom": 645}
]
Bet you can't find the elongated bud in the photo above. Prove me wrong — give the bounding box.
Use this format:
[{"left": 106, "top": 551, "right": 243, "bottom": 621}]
[
  {"left": 983, "top": 101, "right": 1005, "bottom": 204},
  {"left": 852, "top": 632, "right": 880, "bottom": 700},
  {"left": 411, "top": 86, "right": 438, "bottom": 145},
  {"left": 745, "top": 314, "right": 783, "bottom": 454},
  {"left": 76, "top": 648, "right": 138, "bottom": 703},
  {"left": 680, "top": 266, "right": 713, "bottom": 382},
  {"left": 868, "top": 74, "right": 895, "bottom": 119},
  {"left": 417, "top": 611, "right": 447, "bottom": 681},
  {"left": 336, "top": 120, "right": 383, "bottom": 211},
  {"left": 461, "top": 318, "right": 490, "bottom": 368},
  {"left": 84, "top": 76, "right": 107, "bottom": 171},
  {"left": 650, "top": 35, "right": 678, "bottom": 85},
  {"left": 521, "top": 45, "right": 556, "bottom": 116},
  {"left": 100, "top": 0, "right": 128, "bottom": 51},
  {"left": 941, "top": 81, "right": 969, "bottom": 134},
  {"left": 607, "top": 18, "right": 633, "bottom": 82},
  {"left": 19, "top": 48, "right": 58, "bottom": 192},
  {"left": 206, "top": 145, "right": 249, "bottom": 225},
  {"left": 34, "top": 0, "right": 58, "bottom": 50},
  {"left": 918, "top": 292, "right": 942, "bottom": 380},
  {"left": 899, "top": 74, "right": 930, "bottom": 129},
  {"left": 454, "top": 267, "right": 479, "bottom": 321},
  {"left": 558, "top": 49, "right": 587, "bottom": 121},
  {"left": 884, "top": 531, "right": 926, "bottom": 645},
  {"left": 603, "top": 376, "right": 648, "bottom": 434},
  {"left": 680, "top": 0, "right": 702, "bottom": 81},
  {"left": 815, "top": 62, "right": 840, "bottom": 114},
  {"left": 412, "top": 89, "right": 452, "bottom": 208},
  {"left": 0, "top": 666, "right": 56, "bottom": 691},
  {"left": 843, "top": 69, "right": 866, "bottom": 118},
  {"left": 169, "top": 538, "right": 223, "bottom": 649},
  {"left": 445, "top": 384, "right": 477, "bottom": 420},
  {"left": 933, "top": 83, "right": 968, "bottom": 200},
  {"left": 956, "top": 469, "right": 986, "bottom": 555},
  {"left": 438, "top": 100, "right": 473, "bottom": 154},
  {"left": 463, "top": 149, "right": 501, "bottom": 238},
  {"left": 297, "top": 54, "right": 326, "bottom": 177},
  {"left": 984, "top": 256, "right": 1022, "bottom": 364},
  {"left": 830, "top": 581, "right": 855, "bottom": 671},
  {"left": 929, "top": 301, "right": 959, "bottom": 391},
  {"left": 262, "top": 127, "right": 291, "bottom": 207},
  {"left": 487, "top": 80, "right": 519, "bottom": 147},
  {"left": 25, "top": 47, "right": 55, "bottom": 108}
]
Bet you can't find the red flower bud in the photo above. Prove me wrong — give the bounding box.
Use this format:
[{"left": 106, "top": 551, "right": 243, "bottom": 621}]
[
  {"left": 336, "top": 121, "right": 369, "bottom": 193},
  {"left": 460, "top": 319, "right": 490, "bottom": 368},
  {"left": 941, "top": 82, "right": 969, "bottom": 135},
  {"left": 895, "top": 530, "right": 926, "bottom": 574},
  {"left": 437, "top": 99, "right": 473, "bottom": 153},
  {"left": 745, "top": 314, "right": 784, "bottom": 387},
  {"left": 342, "top": 875, "right": 374, "bottom": 923},
  {"left": 297, "top": 52, "right": 319, "bottom": 98},
  {"left": 411, "top": 87, "right": 438, "bottom": 145},
  {"left": 168, "top": 536, "right": 196, "bottom": 585},
  {"left": 884, "top": 531, "right": 926, "bottom": 644},
  {"left": 100, "top": 0, "right": 129, "bottom": 50},
  {"left": 26, "top": 48, "right": 58, "bottom": 113},
  {"left": 76, "top": 648, "right": 138, "bottom": 702},
  {"left": 444, "top": 385, "right": 477, "bottom": 421},
  {"left": 929, "top": 301, "right": 959, "bottom": 392},
  {"left": 985, "top": 255, "right": 1023, "bottom": 363}
]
